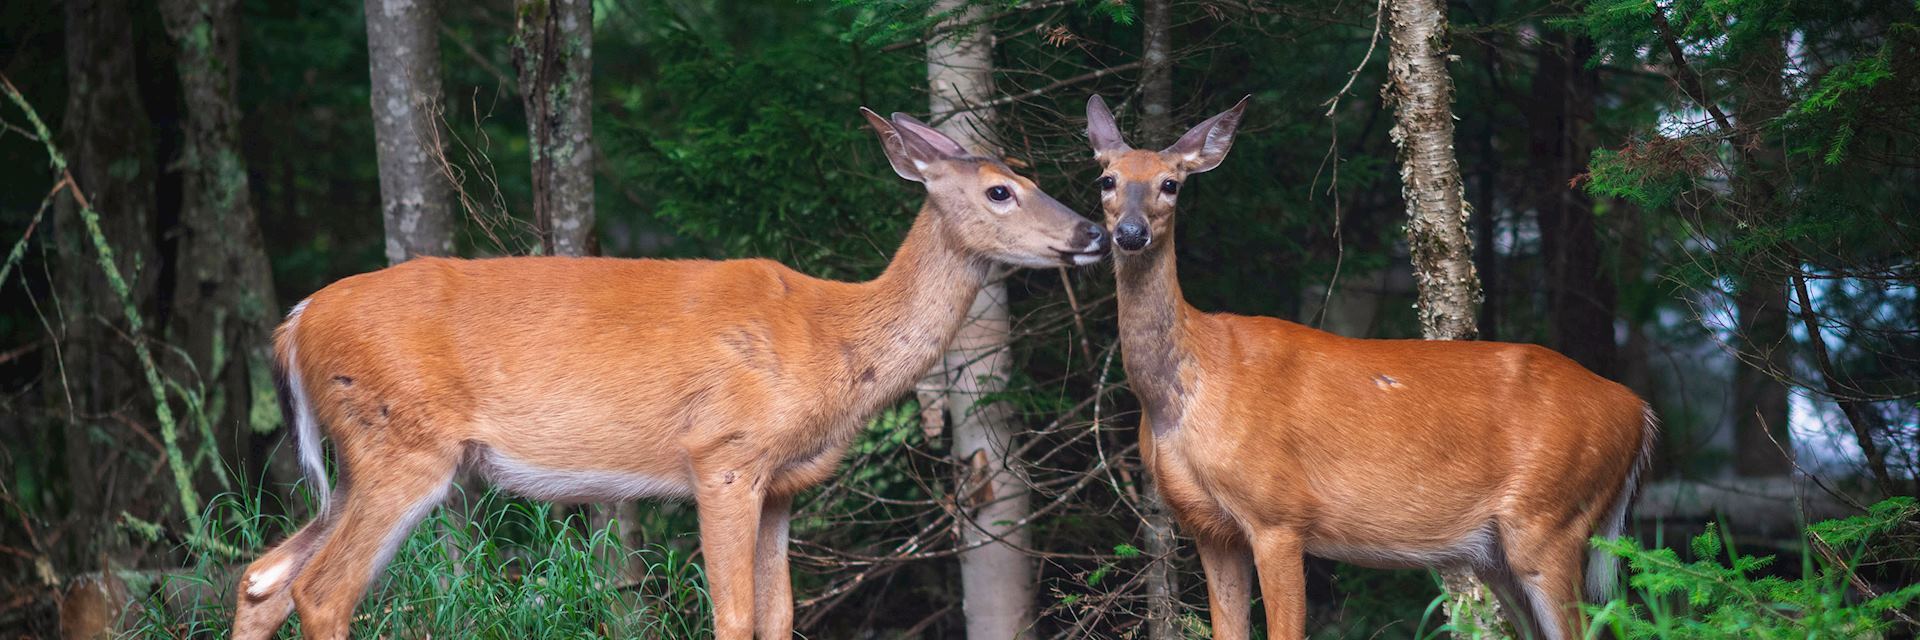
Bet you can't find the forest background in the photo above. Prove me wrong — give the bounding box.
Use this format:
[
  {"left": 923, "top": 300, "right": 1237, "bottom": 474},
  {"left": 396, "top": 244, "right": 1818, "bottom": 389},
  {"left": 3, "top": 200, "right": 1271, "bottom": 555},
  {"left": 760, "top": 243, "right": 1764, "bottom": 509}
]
[{"left": 1, "top": 0, "right": 1917, "bottom": 637}]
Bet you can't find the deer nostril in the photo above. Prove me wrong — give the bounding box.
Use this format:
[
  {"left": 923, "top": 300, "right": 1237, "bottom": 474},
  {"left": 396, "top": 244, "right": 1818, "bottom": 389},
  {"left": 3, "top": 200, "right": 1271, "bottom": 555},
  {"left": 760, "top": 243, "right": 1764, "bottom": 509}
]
[
  {"left": 1081, "top": 223, "right": 1106, "bottom": 248},
  {"left": 1114, "top": 220, "right": 1149, "bottom": 251}
]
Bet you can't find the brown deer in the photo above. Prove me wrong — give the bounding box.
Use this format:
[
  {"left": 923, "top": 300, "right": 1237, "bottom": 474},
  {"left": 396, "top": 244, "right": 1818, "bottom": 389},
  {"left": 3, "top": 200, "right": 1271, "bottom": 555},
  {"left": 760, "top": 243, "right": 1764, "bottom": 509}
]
[
  {"left": 231, "top": 108, "right": 1109, "bottom": 640},
  {"left": 1084, "top": 94, "right": 1654, "bottom": 640}
]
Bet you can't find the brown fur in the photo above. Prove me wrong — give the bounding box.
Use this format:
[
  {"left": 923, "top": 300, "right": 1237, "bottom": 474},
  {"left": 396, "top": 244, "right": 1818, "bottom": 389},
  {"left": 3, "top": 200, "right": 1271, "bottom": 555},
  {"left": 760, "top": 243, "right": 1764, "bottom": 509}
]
[
  {"left": 230, "top": 110, "right": 1105, "bottom": 640},
  {"left": 1089, "top": 96, "right": 1652, "bottom": 640}
]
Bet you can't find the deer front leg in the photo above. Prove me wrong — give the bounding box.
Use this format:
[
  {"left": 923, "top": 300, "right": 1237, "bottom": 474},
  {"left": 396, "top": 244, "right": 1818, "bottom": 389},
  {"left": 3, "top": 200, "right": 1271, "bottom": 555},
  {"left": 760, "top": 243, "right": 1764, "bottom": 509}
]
[
  {"left": 1250, "top": 529, "right": 1307, "bottom": 640},
  {"left": 1197, "top": 534, "right": 1254, "bottom": 640},
  {"left": 754, "top": 493, "right": 795, "bottom": 638},
  {"left": 695, "top": 462, "right": 766, "bottom": 640}
]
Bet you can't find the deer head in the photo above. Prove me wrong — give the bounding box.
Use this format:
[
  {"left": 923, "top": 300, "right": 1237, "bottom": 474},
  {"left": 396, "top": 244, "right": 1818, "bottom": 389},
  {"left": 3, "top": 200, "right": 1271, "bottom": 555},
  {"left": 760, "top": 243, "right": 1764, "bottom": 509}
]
[
  {"left": 1083, "top": 95, "right": 1248, "bottom": 254},
  {"left": 861, "top": 108, "right": 1108, "bottom": 268}
]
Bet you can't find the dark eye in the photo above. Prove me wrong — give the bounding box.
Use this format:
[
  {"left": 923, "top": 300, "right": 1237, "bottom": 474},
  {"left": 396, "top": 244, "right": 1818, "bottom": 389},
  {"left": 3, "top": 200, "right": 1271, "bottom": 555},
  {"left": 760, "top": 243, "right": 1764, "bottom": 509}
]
[
  {"left": 986, "top": 186, "right": 1012, "bottom": 201},
  {"left": 1161, "top": 179, "right": 1180, "bottom": 195},
  {"left": 1098, "top": 176, "right": 1116, "bottom": 191}
]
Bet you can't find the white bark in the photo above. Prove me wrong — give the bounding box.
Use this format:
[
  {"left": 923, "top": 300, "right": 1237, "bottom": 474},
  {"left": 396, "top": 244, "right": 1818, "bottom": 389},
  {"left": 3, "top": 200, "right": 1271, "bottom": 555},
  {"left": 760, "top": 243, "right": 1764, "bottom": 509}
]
[
  {"left": 365, "top": 0, "right": 454, "bottom": 264},
  {"left": 1386, "top": 0, "right": 1482, "bottom": 341},
  {"left": 1138, "top": 2, "right": 1181, "bottom": 637},
  {"left": 1385, "top": 0, "right": 1501, "bottom": 634},
  {"left": 925, "top": 1, "right": 1035, "bottom": 636}
]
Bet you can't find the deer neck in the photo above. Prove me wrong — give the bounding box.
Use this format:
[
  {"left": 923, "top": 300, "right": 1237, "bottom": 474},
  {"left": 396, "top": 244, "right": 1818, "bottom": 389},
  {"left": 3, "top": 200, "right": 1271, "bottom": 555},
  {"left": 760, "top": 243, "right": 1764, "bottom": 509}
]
[
  {"left": 840, "top": 205, "right": 990, "bottom": 404},
  {"left": 1113, "top": 236, "right": 1195, "bottom": 437}
]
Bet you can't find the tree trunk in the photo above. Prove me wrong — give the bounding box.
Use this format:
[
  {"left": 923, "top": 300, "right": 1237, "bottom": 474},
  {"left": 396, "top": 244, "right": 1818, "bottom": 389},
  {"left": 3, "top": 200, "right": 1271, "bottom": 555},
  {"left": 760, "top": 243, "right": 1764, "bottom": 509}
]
[
  {"left": 1527, "top": 34, "right": 1617, "bottom": 378},
  {"left": 1138, "top": 2, "right": 1181, "bottom": 636},
  {"left": 365, "top": 0, "right": 454, "bottom": 264},
  {"left": 1729, "top": 31, "right": 1793, "bottom": 477},
  {"left": 512, "top": 0, "right": 596, "bottom": 257},
  {"left": 55, "top": 0, "right": 162, "bottom": 567},
  {"left": 159, "top": 0, "right": 284, "bottom": 494},
  {"left": 1387, "top": 0, "right": 1483, "bottom": 342},
  {"left": 925, "top": 1, "right": 1034, "bottom": 635},
  {"left": 511, "top": 0, "right": 632, "bottom": 572},
  {"left": 1732, "top": 273, "right": 1793, "bottom": 476},
  {"left": 1384, "top": 0, "right": 1502, "bottom": 634}
]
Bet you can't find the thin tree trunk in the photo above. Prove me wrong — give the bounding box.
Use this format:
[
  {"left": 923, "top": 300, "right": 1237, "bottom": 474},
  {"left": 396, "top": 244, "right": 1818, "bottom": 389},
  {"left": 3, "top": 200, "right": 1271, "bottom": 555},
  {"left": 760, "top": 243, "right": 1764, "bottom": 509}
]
[
  {"left": 1732, "top": 272, "right": 1794, "bottom": 476},
  {"left": 1789, "top": 273, "right": 1894, "bottom": 494},
  {"left": 1528, "top": 34, "right": 1617, "bottom": 378},
  {"left": 926, "top": 1, "right": 1034, "bottom": 635},
  {"left": 513, "top": 0, "right": 596, "bottom": 257},
  {"left": 159, "top": 0, "right": 284, "bottom": 493},
  {"left": 1138, "top": 2, "right": 1181, "bottom": 636},
  {"left": 366, "top": 0, "right": 454, "bottom": 264},
  {"left": 1385, "top": 0, "right": 1502, "bottom": 634},
  {"left": 56, "top": 0, "right": 162, "bottom": 568},
  {"left": 1730, "top": 31, "right": 1793, "bottom": 478}
]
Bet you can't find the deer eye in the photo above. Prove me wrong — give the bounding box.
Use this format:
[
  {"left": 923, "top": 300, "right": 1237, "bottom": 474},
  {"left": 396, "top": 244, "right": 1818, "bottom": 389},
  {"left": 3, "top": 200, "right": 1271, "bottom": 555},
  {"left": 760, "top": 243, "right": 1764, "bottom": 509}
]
[
  {"left": 1161, "top": 179, "right": 1180, "bottom": 195},
  {"left": 986, "top": 186, "right": 1013, "bottom": 202},
  {"left": 1098, "top": 176, "right": 1116, "bottom": 191}
]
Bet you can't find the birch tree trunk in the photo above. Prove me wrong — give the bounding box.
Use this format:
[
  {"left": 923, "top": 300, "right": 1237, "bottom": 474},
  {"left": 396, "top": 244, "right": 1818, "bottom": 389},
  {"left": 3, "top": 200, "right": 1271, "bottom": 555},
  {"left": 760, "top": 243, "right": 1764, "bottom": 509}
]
[
  {"left": 56, "top": 0, "right": 161, "bottom": 566},
  {"left": 513, "top": 0, "right": 596, "bottom": 257},
  {"left": 1384, "top": 0, "right": 1501, "bottom": 635},
  {"left": 925, "top": 1, "right": 1034, "bottom": 635},
  {"left": 160, "top": 0, "right": 284, "bottom": 487},
  {"left": 365, "top": 0, "right": 454, "bottom": 264},
  {"left": 1138, "top": 2, "right": 1182, "bottom": 636}
]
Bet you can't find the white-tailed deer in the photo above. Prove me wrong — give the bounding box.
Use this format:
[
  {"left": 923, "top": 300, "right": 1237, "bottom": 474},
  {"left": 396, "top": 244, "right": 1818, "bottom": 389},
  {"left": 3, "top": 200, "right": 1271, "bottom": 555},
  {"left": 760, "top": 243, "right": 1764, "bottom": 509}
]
[
  {"left": 1085, "top": 95, "right": 1654, "bottom": 640},
  {"left": 232, "top": 109, "right": 1108, "bottom": 640}
]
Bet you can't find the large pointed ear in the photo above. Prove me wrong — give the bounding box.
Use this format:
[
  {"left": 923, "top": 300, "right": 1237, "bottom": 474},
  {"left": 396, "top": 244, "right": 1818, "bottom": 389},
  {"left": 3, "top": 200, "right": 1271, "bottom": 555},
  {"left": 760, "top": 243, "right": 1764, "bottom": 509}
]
[
  {"left": 1086, "top": 94, "right": 1131, "bottom": 162},
  {"left": 862, "top": 107, "right": 926, "bottom": 182},
  {"left": 1162, "top": 95, "right": 1249, "bottom": 174},
  {"left": 889, "top": 112, "right": 972, "bottom": 158}
]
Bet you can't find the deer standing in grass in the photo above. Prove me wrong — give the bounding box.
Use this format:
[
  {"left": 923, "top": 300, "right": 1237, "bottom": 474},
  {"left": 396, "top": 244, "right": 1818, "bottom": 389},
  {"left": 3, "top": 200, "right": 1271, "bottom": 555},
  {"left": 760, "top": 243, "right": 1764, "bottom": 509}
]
[
  {"left": 231, "top": 109, "right": 1109, "bottom": 640},
  {"left": 1085, "top": 95, "right": 1654, "bottom": 640}
]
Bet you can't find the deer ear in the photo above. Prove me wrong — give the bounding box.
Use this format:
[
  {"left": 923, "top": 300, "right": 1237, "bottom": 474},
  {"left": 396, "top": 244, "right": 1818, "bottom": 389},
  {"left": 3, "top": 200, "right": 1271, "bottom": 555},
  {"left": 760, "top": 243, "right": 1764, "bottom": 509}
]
[
  {"left": 1163, "top": 95, "right": 1249, "bottom": 174},
  {"left": 889, "top": 113, "right": 972, "bottom": 158},
  {"left": 862, "top": 107, "right": 925, "bottom": 183},
  {"left": 1085, "top": 95, "right": 1131, "bottom": 162}
]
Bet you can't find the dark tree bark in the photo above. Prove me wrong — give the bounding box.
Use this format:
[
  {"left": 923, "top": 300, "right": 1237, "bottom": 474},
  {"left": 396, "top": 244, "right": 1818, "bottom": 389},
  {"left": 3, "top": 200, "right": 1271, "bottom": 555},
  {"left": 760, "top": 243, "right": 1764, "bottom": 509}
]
[
  {"left": 1528, "top": 34, "right": 1618, "bottom": 379},
  {"left": 55, "top": 0, "right": 162, "bottom": 563},
  {"left": 1729, "top": 31, "right": 1794, "bottom": 477},
  {"left": 513, "top": 0, "right": 596, "bottom": 256},
  {"left": 365, "top": 0, "right": 454, "bottom": 264},
  {"left": 1138, "top": 2, "right": 1181, "bottom": 637},
  {"left": 159, "top": 0, "right": 283, "bottom": 482},
  {"left": 1733, "top": 272, "right": 1794, "bottom": 476},
  {"left": 1385, "top": 0, "right": 1502, "bottom": 633}
]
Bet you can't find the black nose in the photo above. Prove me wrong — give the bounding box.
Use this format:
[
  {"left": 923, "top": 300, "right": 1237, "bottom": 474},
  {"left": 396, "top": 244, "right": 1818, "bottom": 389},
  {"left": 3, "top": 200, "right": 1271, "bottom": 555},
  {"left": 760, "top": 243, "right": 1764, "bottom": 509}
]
[
  {"left": 1077, "top": 222, "right": 1109, "bottom": 253},
  {"left": 1114, "top": 220, "right": 1149, "bottom": 251}
]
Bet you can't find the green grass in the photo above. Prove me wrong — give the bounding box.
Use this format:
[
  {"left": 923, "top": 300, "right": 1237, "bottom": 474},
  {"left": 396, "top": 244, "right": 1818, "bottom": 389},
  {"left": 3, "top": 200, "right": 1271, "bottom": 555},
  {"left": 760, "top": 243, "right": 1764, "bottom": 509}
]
[{"left": 125, "top": 490, "right": 712, "bottom": 639}]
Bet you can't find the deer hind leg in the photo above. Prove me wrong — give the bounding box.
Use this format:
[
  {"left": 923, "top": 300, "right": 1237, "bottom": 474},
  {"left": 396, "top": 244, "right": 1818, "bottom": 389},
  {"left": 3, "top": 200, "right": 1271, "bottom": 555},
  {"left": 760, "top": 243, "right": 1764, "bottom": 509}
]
[
  {"left": 1473, "top": 563, "right": 1543, "bottom": 640},
  {"left": 1196, "top": 533, "right": 1254, "bottom": 640},
  {"left": 232, "top": 509, "right": 338, "bottom": 640},
  {"left": 289, "top": 452, "right": 457, "bottom": 640},
  {"left": 1500, "top": 524, "right": 1591, "bottom": 640}
]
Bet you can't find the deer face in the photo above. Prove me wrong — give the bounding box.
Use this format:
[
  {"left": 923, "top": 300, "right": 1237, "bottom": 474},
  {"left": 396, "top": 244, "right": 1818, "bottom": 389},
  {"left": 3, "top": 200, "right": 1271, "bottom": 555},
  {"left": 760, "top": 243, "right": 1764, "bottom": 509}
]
[
  {"left": 1083, "top": 95, "right": 1247, "bottom": 255},
  {"left": 862, "top": 108, "right": 1109, "bottom": 268}
]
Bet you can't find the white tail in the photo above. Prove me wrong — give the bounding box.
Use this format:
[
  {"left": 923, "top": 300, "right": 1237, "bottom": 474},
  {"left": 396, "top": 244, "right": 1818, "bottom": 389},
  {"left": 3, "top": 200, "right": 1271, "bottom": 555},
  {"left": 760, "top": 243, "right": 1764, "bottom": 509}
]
[
  {"left": 229, "top": 109, "right": 1108, "bottom": 640},
  {"left": 1586, "top": 403, "right": 1659, "bottom": 603}
]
